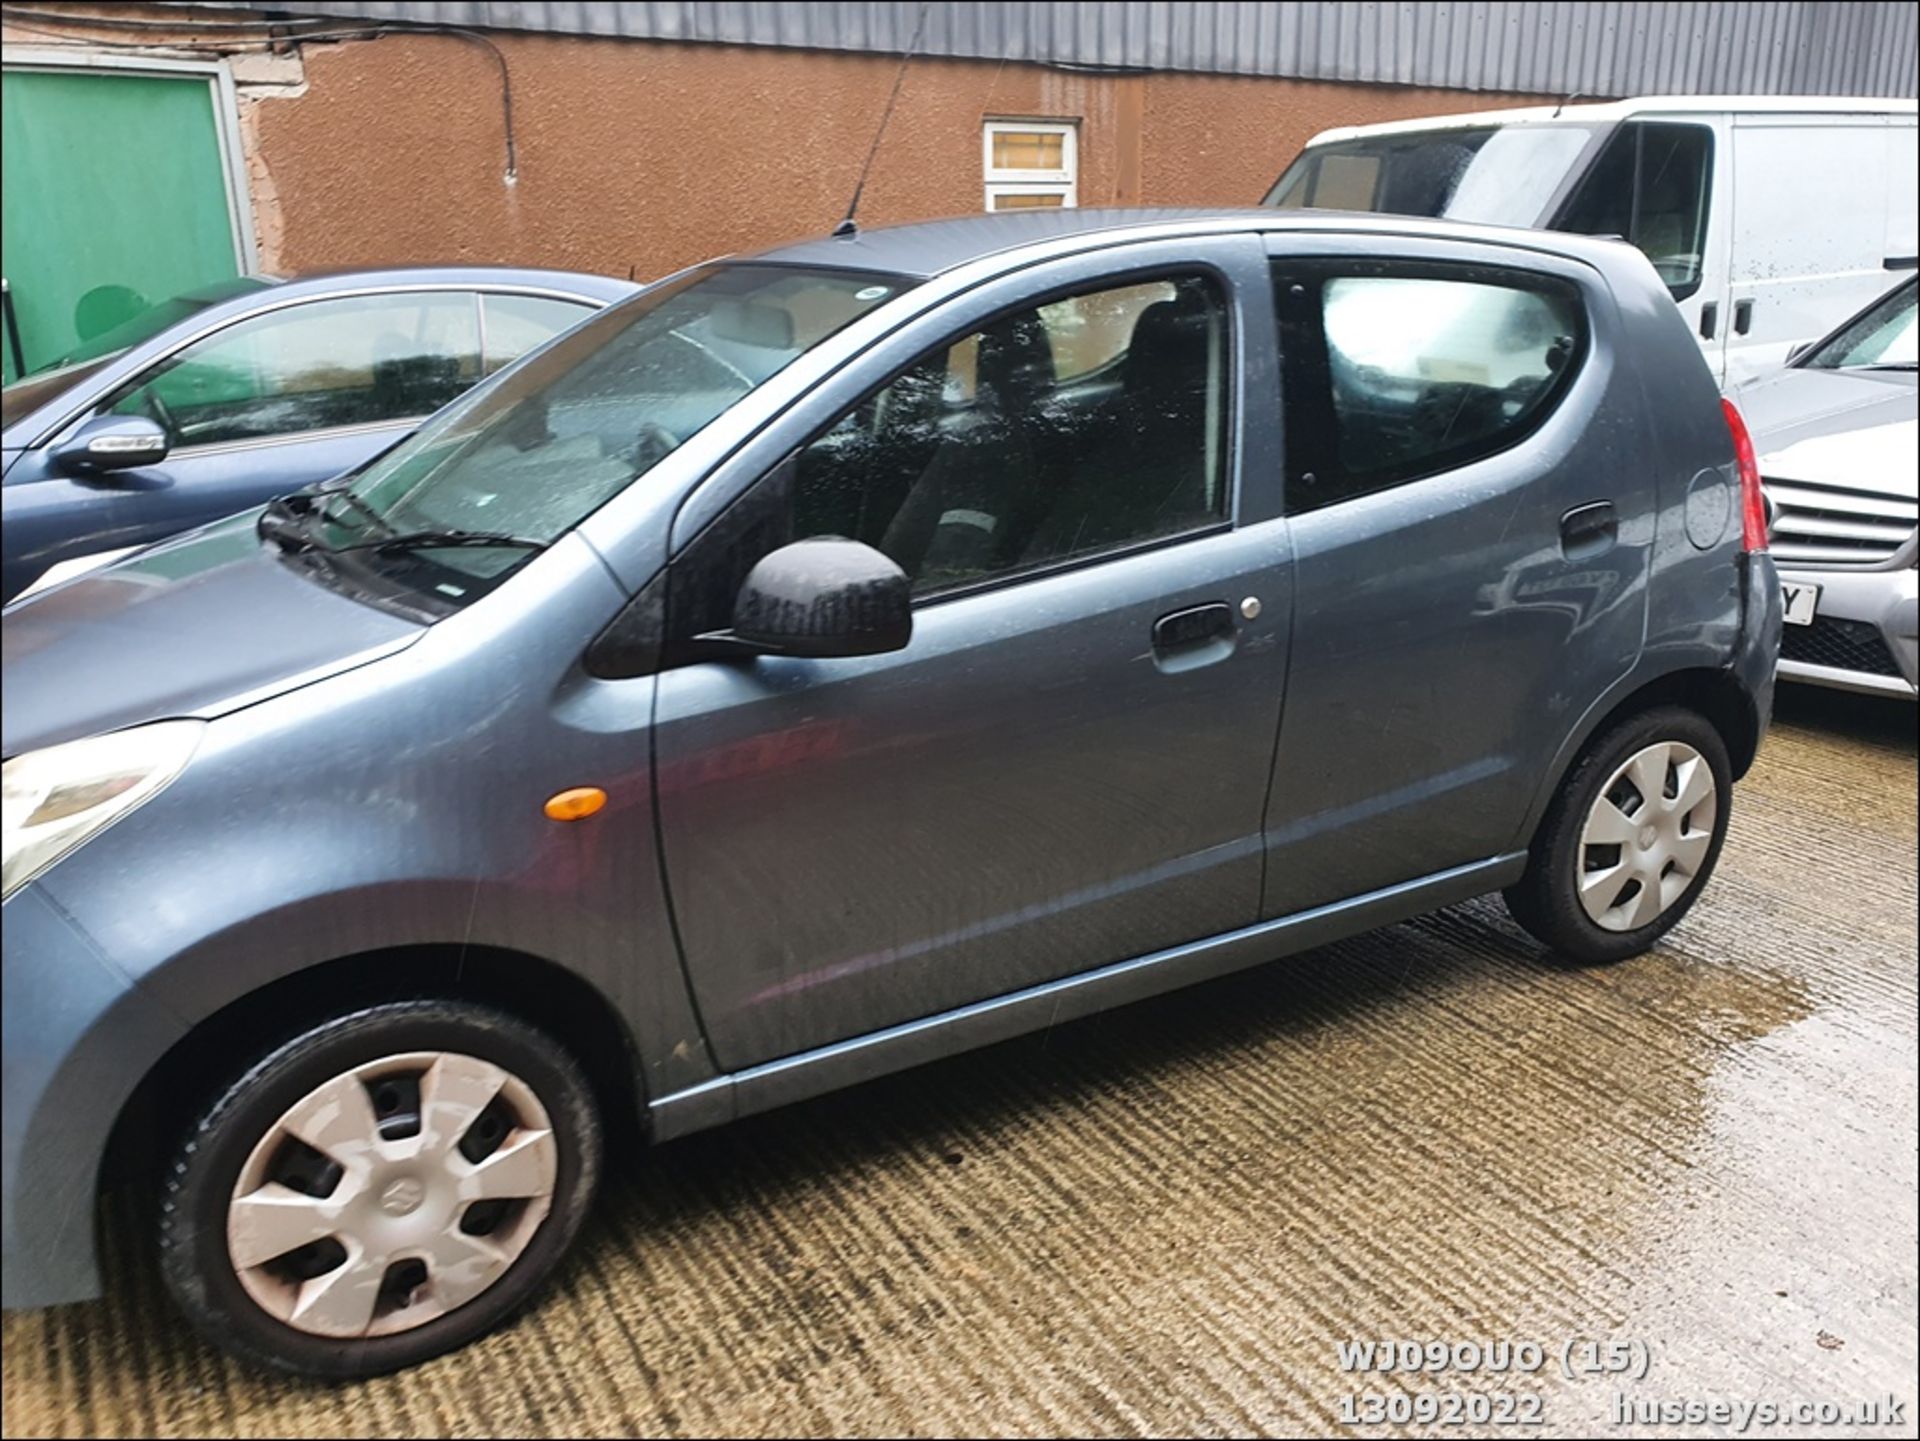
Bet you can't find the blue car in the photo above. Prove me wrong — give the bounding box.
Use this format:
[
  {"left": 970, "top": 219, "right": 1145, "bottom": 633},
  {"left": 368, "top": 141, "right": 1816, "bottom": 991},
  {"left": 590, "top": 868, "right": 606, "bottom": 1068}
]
[
  {"left": 2, "top": 210, "right": 1780, "bottom": 1378},
  {"left": 1, "top": 267, "right": 640, "bottom": 602}
]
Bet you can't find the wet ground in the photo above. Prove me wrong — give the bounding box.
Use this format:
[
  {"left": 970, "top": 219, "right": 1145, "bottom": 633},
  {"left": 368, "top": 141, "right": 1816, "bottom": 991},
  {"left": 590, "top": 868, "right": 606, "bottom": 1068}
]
[{"left": 4, "top": 688, "right": 1915, "bottom": 1439}]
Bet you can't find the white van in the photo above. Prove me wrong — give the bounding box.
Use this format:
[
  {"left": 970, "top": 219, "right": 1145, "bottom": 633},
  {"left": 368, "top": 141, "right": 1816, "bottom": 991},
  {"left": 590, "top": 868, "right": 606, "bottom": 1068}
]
[{"left": 1263, "top": 96, "right": 1918, "bottom": 387}]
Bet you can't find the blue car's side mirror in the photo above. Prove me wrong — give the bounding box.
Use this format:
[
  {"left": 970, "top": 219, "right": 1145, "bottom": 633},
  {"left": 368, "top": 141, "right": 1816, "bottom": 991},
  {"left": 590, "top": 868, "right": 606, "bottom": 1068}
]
[{"left": 52, "top": 414, "right": 170, "bottom": 475}]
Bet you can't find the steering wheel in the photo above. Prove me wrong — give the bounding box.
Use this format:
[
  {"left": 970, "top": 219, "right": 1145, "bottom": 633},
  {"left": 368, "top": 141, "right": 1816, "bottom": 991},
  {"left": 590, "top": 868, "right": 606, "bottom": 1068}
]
[
  {"left": 632, "top": 421, "right": 681, "bottom": 472},
  {"left": 141, "top": 387, "right": 179, "bottom": 440}
]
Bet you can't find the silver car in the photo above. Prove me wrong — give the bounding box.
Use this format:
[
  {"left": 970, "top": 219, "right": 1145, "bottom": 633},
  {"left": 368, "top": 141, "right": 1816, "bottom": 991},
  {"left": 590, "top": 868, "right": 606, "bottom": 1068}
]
[{"left": 1738, "top": 277, "right": 1918, "bottom": 699}]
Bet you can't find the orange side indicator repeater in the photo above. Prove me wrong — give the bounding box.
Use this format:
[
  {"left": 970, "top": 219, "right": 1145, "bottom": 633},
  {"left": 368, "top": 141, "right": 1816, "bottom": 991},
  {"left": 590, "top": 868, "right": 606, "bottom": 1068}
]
[{"left": 544, "top": 786, "right": 608, "bottom": 822}]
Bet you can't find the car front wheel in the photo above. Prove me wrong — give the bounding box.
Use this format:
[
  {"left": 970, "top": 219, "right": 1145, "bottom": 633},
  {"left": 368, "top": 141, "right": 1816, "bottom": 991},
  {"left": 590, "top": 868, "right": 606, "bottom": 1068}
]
[{"left": 158, "top": 998, "right": 601, "bottom": 1379}]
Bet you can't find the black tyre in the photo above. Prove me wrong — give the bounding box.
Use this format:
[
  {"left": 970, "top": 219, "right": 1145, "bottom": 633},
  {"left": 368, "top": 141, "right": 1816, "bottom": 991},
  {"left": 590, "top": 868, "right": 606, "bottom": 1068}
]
[
  {"left": 1504, "top": 705, "right": 1733, "bottom": 965},
  {"left": 158, "top": 998, "right": 601, "bottom": 1379}
]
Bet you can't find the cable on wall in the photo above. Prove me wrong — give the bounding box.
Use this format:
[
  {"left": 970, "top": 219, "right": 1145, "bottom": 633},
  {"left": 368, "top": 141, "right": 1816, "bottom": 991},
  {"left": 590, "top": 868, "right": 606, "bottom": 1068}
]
[{"left": 0, "top": 7, "right": 520, "bottom": 182}]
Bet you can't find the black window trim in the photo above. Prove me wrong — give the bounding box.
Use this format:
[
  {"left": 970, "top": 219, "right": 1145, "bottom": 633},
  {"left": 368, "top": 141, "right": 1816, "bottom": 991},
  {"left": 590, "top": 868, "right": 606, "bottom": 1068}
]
[{"left": 1274, "top": 256, "right": 1593, "bottom": 518}]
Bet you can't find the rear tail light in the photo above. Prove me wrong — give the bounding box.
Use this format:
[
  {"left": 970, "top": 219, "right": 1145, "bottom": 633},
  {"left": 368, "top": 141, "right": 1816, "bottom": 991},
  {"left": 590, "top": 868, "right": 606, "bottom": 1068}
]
[{"left": 1721, "top": 397, "right": 1768, "bottom": 553}]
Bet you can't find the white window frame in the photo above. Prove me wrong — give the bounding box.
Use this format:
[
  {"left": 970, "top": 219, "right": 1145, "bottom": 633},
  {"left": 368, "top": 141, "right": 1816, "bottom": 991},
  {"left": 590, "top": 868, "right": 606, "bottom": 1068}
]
[{"left": 982, "top": 119, "right": 1078, "bottom": 211}]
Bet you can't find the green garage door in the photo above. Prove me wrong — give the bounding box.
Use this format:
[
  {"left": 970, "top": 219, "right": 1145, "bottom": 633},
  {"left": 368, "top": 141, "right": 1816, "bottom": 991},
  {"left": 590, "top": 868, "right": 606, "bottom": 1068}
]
[{"left": 1, "top": 66, "right": 245, "bottom": 382}]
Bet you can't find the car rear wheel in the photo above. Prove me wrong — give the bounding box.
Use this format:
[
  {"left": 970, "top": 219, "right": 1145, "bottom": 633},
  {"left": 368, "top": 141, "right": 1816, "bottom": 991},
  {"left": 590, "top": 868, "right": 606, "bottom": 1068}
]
[
  {"left": 158, "top": 999, "right": 601, "bottom": 1379},
  {"left": 1504, "top": 706, "right": 1733, "bottom": 964}
]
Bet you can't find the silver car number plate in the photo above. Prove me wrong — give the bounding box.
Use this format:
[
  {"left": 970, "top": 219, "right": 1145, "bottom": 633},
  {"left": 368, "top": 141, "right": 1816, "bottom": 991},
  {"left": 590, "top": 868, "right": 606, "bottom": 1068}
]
[{"left": 1781, "top": 581, "right": 1820, "bottom": 627}]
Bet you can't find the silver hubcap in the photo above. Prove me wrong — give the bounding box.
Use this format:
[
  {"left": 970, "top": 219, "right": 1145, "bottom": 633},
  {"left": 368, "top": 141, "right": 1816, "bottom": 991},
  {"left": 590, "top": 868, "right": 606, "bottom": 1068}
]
[
  {"left": 226, "top": 1051, "right": 557, "bottom": 1338},
  {"left": 1577, "top": 740, "right": 1718, "bottom": 933}
]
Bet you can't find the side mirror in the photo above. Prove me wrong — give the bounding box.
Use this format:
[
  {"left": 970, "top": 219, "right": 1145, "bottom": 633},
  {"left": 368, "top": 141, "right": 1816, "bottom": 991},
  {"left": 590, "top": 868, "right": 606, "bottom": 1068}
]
[
  {"left": 53, "top": 414, "right": 169, "bottom": 475},
  {"left": 715, "top": 537, "right": 911, "bottom": 659}
]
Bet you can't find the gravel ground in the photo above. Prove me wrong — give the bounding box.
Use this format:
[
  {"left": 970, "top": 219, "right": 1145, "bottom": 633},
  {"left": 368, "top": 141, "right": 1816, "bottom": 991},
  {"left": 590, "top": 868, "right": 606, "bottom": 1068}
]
[{"left": 4, "top": 686, "right": 1914, "bottom": 1439}]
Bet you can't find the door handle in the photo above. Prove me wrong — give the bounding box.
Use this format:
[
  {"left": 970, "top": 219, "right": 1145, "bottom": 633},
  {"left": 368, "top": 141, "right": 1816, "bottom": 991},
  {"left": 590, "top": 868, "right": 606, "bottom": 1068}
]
[
  {"left": 1699, "top": 301, "right": 1718, "bottom": 340},
  {"left": 1152, "top": 602, "right": 1233, "bottom": 652},
  {"left": 1733, "top": 298, "right": 1754, "bottom": 336},
  {"left": 1560, "top": 500, "right": 1617, "bottom": 558}
]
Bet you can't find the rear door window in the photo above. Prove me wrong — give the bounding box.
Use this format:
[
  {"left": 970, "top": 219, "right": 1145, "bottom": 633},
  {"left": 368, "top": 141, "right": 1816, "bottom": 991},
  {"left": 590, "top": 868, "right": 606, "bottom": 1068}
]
[
  {"left": 480, "top": 293, "right": 595, "bottom": 374},
  {"left": 1554, "top": 123, "right": 1713, "bottom": 299},
  {"left": 1275, "top": 262, "right": 1587, "bottom": 513}
]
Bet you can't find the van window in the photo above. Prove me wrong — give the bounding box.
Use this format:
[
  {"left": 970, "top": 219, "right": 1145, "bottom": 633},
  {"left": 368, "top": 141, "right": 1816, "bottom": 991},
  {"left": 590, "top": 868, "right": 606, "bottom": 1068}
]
[
  {"left": 1263, "top": 126, "right": 1599, "bottom": 228},
  {"left": 1275, "top": 262, "right": 1586, "bottom": 513},
  {"left": 1554, "top": 123, "right": 1713, "bottom": 300}
]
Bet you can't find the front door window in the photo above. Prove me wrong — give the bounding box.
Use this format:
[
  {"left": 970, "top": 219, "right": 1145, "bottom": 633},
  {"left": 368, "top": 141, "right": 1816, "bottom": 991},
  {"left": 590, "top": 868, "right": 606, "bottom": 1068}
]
[{"left": 104, "top": 291, "right": 484, "bottom": 449}]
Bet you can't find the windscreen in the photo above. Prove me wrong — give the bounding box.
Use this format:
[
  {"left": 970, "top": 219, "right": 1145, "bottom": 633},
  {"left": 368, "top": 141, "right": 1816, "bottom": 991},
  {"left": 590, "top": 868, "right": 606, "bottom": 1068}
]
[
  {"left": 290, "top": 262, "right": 911, "bottom": 607},
  {"left": 1804, "top": 281, "right": 1918, "bottom": 370},
  {"left": 1264, "top": 125, "right": 1599, "bottom": 228}
]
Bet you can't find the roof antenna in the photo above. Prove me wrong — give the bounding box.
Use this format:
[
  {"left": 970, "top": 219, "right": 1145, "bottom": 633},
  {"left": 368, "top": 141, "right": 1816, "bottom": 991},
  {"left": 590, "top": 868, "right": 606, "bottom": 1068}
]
[
  {"left": 1552, "top": 91, "right": 1586, "bottom": 118},
  {"left": 833, "top": 0, "right": 934, "bottom": 238}
]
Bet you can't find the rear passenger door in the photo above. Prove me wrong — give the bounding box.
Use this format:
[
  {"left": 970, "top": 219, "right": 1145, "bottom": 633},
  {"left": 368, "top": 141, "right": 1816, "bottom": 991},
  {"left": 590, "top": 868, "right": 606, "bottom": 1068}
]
[
  {"left": 1262, "top": 242, "right": 1651, "bottom": 918},
  {"left": 651, "top": 237, "right": 1294, "bottom": 1070}
]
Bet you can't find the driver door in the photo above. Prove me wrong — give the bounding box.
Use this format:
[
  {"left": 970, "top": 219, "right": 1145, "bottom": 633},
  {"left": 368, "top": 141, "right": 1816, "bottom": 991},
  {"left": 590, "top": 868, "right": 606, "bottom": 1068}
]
[{"left": 650, "top": 239, "right": 1295, "bottom": 1071}]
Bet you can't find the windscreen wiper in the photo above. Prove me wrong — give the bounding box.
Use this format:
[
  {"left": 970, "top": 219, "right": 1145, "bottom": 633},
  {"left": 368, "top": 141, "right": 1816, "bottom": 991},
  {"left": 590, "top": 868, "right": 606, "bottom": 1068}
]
[
  {"left": 312, "top": 483, "right": 398, "bottom": 537},
  {"left": 257, "top": 494, "right": 316, "bottom": 554},
  {"left": 331, "top": 528, "right": 548, "bottom": 556},
  {"left": 258, "top": 480, "right": 396, "bottom": 554}
]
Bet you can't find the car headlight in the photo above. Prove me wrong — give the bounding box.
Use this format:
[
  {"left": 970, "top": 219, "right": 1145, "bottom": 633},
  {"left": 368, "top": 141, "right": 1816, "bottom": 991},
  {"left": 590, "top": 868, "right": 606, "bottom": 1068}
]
[{"left": 1, "top": 721, "right": 204, "bottom": 900}]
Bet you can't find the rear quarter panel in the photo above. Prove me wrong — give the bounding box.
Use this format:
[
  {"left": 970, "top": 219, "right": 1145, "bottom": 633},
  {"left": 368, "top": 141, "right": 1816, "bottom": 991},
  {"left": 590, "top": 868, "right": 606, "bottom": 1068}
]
[{"left": 1511, "top": 243, "right": 1756, "bottom": 840}]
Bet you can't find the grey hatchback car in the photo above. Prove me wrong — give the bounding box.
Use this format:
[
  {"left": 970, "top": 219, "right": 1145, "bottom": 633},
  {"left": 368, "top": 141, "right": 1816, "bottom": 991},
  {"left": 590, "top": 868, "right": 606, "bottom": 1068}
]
[{"left": 1, "top": 209, "right": 1781, "bottom": 1378}]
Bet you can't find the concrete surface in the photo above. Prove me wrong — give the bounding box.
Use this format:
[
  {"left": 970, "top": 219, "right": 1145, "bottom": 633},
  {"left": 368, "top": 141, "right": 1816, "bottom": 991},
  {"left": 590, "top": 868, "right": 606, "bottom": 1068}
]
[{"left": 2, "top": 687, "right": 1914, "bottom": 1439}]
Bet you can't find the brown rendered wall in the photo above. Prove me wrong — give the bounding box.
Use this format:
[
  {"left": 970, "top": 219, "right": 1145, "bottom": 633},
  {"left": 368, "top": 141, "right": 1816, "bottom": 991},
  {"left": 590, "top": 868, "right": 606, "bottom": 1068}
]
[{"left": 241, "top": 31, "right": 1543, "bottom": 280}]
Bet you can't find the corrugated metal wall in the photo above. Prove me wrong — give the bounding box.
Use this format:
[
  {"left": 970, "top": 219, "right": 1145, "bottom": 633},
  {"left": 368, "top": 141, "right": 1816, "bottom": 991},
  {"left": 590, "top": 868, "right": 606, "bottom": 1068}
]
[{"left": 175, "top": 1, "right": 1919, "bottom": 98}]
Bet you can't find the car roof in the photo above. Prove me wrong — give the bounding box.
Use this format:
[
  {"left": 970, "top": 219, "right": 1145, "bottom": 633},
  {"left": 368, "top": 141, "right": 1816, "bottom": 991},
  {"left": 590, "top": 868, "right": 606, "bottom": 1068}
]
[
  {"left": 253, "top": 265, "right": 641, "bottom": 303},
  {"left": 746, "top": 206, "right": 1638, "bottom": 281},
  {"left": 1300, "top": 93, "right": 1918, "bottom": 146}
]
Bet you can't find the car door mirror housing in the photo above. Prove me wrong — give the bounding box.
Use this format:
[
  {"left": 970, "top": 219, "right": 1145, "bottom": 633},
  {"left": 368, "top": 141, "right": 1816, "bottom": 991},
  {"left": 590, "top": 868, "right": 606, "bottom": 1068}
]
[
  {"left": 713, "top": 537, "right": 911, "bottom": 659},
  {"left": 53, "top": 414, "right": 170, "bottom": 474}
]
